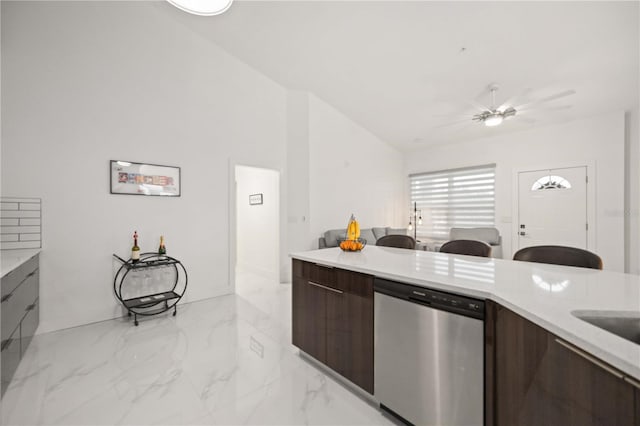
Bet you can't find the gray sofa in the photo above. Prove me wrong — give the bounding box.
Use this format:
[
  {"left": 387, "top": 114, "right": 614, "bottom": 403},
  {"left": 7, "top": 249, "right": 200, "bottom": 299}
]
[
  {"left": 449, "top": 227, "right": 503, "bottom": 258},
  {"left": 319, "top": 227, "right": 408, "bottom": 249}
]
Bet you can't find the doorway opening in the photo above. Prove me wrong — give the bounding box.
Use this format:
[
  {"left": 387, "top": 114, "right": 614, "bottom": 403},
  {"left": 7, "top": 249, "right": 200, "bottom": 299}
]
[{"left": 234, "top": 165, "right": 280, "bottom": 307}]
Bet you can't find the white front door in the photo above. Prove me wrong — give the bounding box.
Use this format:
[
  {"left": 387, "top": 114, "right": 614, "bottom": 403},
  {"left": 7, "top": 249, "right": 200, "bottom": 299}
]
[{"left": 517, "top": 166, "right": 588, "bottom": 250}]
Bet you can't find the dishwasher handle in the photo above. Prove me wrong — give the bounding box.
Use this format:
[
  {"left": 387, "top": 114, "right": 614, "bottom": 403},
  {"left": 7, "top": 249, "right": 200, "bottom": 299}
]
[
  {"left": 374, "top": 277, "right": 485, "bottom": 320},
  {"left": 408, "top": 295, "right": 433, "bottom": 306}
]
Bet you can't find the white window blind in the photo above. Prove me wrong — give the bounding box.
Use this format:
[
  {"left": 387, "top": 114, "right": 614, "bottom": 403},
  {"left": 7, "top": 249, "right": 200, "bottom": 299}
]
[{"left": 410, "top": 164, "right": 496, "bottom": 240}]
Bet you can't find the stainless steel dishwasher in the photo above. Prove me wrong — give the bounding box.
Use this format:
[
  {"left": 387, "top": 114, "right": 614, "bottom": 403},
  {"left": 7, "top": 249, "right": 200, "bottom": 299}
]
[{"left": 374, "top": 277, "right": 485, "bottom": 426}]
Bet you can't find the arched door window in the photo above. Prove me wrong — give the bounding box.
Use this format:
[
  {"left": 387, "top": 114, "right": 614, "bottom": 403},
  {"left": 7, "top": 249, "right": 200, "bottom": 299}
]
[{"left": 531, "top": 175, "right": 572, "bottom": 191}]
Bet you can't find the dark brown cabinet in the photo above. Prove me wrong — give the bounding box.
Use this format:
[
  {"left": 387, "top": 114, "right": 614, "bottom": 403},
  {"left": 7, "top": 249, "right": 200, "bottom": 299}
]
[
  {"left": 489, "top": 301, "right": 640, "bottom": 426},
  {"left": 343, "top": 268, "right": 374, "bottom": 392},
  {"left": 292, "top": 260, "right": 374, "bottom": 393},
  {"left": 292, "top": 274, "right": 327, "bottom": 363},
  {"left": 293, "top": 259, "right": 640, "bottom": 422}
]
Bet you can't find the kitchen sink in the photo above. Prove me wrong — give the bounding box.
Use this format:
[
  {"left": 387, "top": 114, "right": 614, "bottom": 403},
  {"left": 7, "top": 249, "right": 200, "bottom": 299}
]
[{"left": 572, "top": 310, "right": 640, "bottom": 345}]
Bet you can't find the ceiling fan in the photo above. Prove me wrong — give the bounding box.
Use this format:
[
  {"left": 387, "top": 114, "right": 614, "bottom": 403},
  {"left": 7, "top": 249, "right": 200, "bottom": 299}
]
[
  {"left": 472, "top": 86, "right": 517, "bottom": 127},
  {"left": 437, "top": 84, "right": 576, "bottom": 129}
]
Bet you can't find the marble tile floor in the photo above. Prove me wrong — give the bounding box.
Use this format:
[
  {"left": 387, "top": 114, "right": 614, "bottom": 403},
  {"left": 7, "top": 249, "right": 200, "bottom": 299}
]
[{"left": 1, "top": 271, "right": 394, "bottom": 426}]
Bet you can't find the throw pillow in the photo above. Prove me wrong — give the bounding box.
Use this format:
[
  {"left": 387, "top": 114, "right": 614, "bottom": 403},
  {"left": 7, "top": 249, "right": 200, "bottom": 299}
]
[
  {"left": 324, "top": 229, "right": 346, "bottom": 247},
  {"left": 372, "top": 227, "right": 388, "bottom": 240},
  {"left": 359, "top": 229, "right": 377, "bottom": 245}
]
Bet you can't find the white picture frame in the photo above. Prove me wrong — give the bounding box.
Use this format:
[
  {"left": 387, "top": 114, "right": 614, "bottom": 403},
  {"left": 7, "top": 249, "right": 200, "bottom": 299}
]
[{"left": 110, "top": 160, "right": 181, "bottom": 197}]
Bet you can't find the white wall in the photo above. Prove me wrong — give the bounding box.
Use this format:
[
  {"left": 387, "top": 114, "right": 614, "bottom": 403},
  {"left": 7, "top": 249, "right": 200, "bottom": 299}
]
[
  {"left": 235, "top": 166, "right": 279, "bottom": 279},
  {"left": 626, "top": 108, "right": 640, "bottom": 274},
  {"left": 285, "top": 91, "right": 311, "bottom": 257},
  {"left": 308, "top": 94, "right": 405, "bottom": 243},
  {"left": 405, "top": 112, "right": 626, "bottom": 272},
  {"left": 1, "top": 1, "right": 288, "bottom": 333}
]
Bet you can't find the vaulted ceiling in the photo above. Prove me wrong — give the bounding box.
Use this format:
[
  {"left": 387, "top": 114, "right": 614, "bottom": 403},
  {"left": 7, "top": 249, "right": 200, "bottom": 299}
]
[{"left": 162, "top": 1, "right": 639, "bottom": 151}]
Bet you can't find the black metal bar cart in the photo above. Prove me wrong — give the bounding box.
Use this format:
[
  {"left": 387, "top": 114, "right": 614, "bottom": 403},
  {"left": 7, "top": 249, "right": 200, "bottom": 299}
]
[{"left": 113, "top": 252, "right": 188, "bottom": 326}]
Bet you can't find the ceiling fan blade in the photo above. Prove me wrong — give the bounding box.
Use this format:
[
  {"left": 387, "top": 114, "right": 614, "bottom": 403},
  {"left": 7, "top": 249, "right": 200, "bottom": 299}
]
[
  {"left": 432, "top": 113, "right": 472, "bottom": 119},
  {"left": 538, "top": 89, "right": 576, "bottom": 103},
  {"left": 516, "top": 89, "right": 576, "bottom": 110},
  {"left": 498, "top": 88, "right": 533, "bottom": 111},
  {"left": 519, "top": 104, "right": 573, "bottom": 113},
  {"left": 433, "top": 117, "right": 472, "bottom": 129},
  {"left": 538, "top": 104, "right": 573, "bottom": 112},
  {"left": 467, "top": 100, "right": 491, "bottom": 113}
]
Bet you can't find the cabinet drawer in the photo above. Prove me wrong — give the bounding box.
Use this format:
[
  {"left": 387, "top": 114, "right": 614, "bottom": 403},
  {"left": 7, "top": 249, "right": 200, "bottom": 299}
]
[
  {"left": 20, "top": 299, "right": 39, "bottom": 356},
  {"left": 336, "top": 268, "right": 373, "bottom": 297},
  {"left": 303, "top": 261, "right": 348, "bottom": 292},
  {"left": 1, "top": 327, "right": 21, "bottom": 396},
  {"left": 1, "top": 254, "right": 38, "bottom": 298},
  {"left": 1, "top": 268, "right": 39, "bottom": 340}
]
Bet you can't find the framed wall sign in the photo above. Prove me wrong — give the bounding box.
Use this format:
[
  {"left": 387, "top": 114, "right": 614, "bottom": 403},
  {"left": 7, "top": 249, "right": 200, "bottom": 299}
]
[
  {"left": 110, "top": 160, "right": 181, "bottom": 196},
  {"left": 249, "top": 193, "right": 263, "bottom": 205}
]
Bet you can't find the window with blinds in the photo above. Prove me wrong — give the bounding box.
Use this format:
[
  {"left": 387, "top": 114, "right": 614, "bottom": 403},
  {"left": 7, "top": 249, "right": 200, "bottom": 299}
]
[{"left": 409, "top": 164, "right": 496, "bottom": 240}]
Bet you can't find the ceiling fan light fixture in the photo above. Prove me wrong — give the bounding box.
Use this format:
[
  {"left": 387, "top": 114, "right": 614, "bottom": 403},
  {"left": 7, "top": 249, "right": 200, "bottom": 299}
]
[
  {"left": 484, "top": 113, "right": 503, "bottom": 127},
  {"left": 167, "top": 0, "right": 233, "bottom": 16},
  {"left": 464, "top": 85, "right": 572, "bottom": 130}
]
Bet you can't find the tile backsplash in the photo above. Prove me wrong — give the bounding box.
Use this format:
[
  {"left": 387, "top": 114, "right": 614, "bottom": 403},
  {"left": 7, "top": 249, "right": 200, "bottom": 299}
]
[{"left": 1, "top": 197, "right": 42, "bottom": 249}]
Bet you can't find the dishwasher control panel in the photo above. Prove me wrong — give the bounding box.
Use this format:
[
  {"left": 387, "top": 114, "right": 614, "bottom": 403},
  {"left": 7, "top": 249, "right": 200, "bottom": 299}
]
[{"left": 375, "top": 278, "right": 485, "bottom": 319}]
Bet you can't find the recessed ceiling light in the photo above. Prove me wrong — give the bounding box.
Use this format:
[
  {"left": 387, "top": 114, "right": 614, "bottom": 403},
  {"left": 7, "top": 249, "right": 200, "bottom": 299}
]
[{"left": 167, "top": 0, "right": 233, "bottom": 16}]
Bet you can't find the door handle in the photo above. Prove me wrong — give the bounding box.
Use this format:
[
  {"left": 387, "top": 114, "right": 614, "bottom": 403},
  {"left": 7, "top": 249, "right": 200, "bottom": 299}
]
[
  {"left": 624, "top": 376, "right": 640, "bottom": 390},
  {"left": 308, "top": 281, "right": 343, "bottom": 294},
  {"left": 314, "top": 263, "right": 334, "bottom": 270},
  {"left": 554, "top": 338, "right": 624, "bottom": 379},
  {"left": 555, "top": 338, "right": 640, "bottom": 387}
]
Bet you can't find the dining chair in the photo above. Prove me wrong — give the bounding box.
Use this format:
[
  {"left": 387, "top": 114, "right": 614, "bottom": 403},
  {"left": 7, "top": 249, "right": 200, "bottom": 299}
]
[
  {"left": 375, "top": 235, "right": 416, "bottom": 249},
  {"left": 513, "top": 245, "right": 603, "bottom": 270},
  {"left": 439, "top": 239, "right": 492, "bottom": 257}
]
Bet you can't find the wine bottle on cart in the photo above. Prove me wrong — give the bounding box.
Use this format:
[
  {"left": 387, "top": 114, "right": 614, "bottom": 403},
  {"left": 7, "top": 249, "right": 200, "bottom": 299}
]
[
  {"left": 132, "top": 231, "right": 140, "bottom": 263},
  {"left": 158, "top": 235, "right": 166, "bottom": 255}
]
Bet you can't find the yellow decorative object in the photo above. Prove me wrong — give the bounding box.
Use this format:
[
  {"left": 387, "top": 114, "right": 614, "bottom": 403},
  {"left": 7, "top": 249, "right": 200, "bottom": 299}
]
[
  {"left": 346, "top": 214, "right": 360, "bottom": 241},
  {"left": 341, "top": 214, "right": 365, "bottom": 251}
]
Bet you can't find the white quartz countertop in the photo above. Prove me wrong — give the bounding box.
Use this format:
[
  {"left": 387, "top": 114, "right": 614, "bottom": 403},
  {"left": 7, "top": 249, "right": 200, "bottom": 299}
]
[
  {"left": 1, "top": 249, "right": 41, "bottom": 277},
  {"left": 291, "top": 246, "right": 640, "bottom": 380}
]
